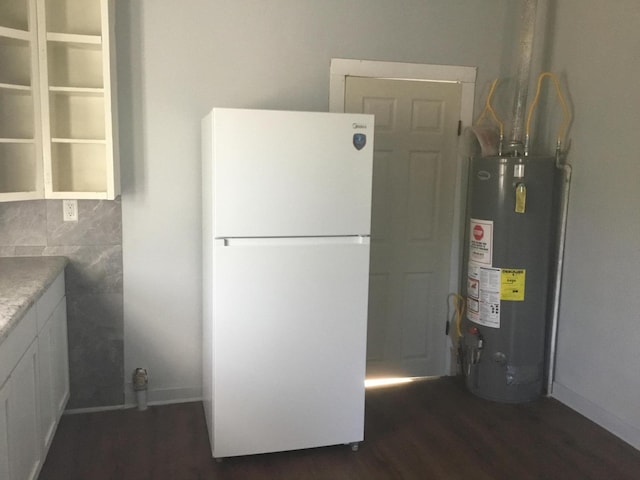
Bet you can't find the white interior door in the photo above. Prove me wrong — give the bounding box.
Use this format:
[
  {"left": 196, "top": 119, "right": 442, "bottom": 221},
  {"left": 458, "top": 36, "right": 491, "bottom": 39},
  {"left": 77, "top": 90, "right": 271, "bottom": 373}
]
[{"left": 344, "top": 76, "right": 462, "bottom": 378}]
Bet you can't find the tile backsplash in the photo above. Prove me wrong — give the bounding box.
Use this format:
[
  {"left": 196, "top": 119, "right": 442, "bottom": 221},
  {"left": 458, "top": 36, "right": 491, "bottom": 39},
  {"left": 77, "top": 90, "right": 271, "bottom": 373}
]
[{"left": 0, "top": 199, "right": 123, "bottom": 409}]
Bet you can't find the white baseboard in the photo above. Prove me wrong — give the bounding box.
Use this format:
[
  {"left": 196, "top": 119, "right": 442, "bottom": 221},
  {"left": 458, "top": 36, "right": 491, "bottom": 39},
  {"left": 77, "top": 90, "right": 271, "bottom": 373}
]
[
  {"left": 121, "top": 395, "right": 203, "bottom": 410},
  {"left": 64, "top": 386, "right": 203, "bottom": 415},
  {"left": 123, "top": 383, "right": 203, "bottom": 407},
  {"left": 552, "top": 381, "right": 640, "bottom": 450},
  {"left": 65, "top": 404, "right": 129, "bottom": 415}
]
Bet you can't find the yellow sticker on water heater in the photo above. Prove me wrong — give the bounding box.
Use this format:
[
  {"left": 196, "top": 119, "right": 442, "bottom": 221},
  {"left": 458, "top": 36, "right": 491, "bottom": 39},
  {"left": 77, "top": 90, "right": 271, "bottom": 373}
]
[
  {"left": 515, "top": 183, "right": 527, "bottom": 213},
  {"left": 501, "top": 269, "right": 526, "bottom": 301}
]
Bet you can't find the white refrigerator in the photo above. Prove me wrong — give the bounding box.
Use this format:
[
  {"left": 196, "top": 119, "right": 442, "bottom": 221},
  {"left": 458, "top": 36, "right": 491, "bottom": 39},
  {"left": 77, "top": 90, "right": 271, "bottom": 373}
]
[{"left": 201, "top": 107, "right": 374, "bottom": 459}]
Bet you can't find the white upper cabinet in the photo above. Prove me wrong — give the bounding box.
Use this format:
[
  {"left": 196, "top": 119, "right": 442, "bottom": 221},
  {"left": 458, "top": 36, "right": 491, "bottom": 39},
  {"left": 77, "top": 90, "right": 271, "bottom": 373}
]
[
  {"left": 0, "top": 0, "right": 43, "bottom": 201},
  {"left": 37, "top": 0, "right": 119, "bottom": 199},
  {"left": 0, "top": 0, "right": 119, "bottom": 202}
]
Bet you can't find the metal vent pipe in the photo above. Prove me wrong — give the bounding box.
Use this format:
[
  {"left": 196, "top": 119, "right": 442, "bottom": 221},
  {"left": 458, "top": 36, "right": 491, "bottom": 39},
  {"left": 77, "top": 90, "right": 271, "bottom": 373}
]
[{"left": 510, "top": 0, "right": 538, "bottom": 150}]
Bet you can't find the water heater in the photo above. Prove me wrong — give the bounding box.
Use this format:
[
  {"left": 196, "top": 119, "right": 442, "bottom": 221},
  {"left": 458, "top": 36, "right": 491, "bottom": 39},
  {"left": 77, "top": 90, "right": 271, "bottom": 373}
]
[{"left": 463, "top": 155, "right": 557, "bottom": 403}]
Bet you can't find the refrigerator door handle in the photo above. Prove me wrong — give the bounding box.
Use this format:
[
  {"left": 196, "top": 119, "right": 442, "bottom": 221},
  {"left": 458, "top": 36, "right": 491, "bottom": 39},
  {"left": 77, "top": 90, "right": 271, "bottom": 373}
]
[{"left": 214, "top": 235, "right": 370, "bottom": 247}]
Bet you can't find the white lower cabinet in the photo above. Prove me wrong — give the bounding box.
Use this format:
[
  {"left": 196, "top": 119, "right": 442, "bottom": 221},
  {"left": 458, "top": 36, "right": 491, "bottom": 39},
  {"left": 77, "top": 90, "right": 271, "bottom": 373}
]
[
  {"left": 38, "top": 298, "right": 69, "bottom": 452},
  {"left": 7, "top": 342, "right": 42, "bottom": 480},
  {"left": 0, "top": 271, "right": 68, "bottom": 480},
  {"left": 0, "top": 381, "right": 10, "bottom": 480},
  {"left": 37, "top": 321, "right": 56, "bottom": 452}
]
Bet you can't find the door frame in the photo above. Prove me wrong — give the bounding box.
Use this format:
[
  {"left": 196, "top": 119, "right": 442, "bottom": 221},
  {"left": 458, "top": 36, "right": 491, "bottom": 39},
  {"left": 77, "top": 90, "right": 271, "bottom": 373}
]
[{"left": 329, "top": 59, "right": 476, "bottom": 375}]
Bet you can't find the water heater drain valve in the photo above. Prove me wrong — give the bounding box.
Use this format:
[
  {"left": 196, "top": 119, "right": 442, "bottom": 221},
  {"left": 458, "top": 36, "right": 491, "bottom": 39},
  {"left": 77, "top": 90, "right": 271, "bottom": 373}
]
[{"left": 465, "top": 326, "right": 484, "bottom": 375}]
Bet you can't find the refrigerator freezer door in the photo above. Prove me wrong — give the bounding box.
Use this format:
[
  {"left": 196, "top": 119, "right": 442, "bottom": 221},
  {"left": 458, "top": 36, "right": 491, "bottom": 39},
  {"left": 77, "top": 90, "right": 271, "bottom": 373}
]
[
  {"left": 211, "top": 108, "right": 374, "bottom": 238},
  {"left": 211, "top": 241, "right": 369, "bottom": 458}
]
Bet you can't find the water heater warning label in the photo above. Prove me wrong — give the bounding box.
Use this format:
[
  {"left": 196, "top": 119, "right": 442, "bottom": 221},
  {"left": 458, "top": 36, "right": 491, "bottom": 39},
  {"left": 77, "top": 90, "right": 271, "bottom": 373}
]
[
  {"left": 469, "top": 219, "right": 493, "bottom": 266},
  {"left": 467, "top": 263, "right": 501, "bottom": 328},
  {"left": 501, "top": 269, "right": 526, "bottom": 301}
]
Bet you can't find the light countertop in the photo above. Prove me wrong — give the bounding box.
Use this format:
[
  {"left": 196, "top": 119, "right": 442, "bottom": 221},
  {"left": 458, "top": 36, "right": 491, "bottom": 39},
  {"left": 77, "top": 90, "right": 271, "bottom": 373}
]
[{"left": 0, "top": 256, "right": 68, "bottom": 344}]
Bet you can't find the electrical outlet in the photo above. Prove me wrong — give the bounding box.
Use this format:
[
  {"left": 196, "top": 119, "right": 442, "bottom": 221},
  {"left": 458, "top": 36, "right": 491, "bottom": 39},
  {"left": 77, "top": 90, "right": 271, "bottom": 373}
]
[{"left": 63, "top": 199, "right": 78, "bottom": 222}]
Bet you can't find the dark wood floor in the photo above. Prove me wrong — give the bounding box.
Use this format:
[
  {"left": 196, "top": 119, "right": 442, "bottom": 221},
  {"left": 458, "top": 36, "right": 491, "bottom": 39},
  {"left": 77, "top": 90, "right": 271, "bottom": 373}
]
[{"left": 39, "top": 376, "right": 640, "bottom": 480}]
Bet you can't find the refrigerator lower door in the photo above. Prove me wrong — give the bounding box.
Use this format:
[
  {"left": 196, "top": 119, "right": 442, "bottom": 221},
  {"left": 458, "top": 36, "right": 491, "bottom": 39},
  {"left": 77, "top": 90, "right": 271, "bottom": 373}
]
[{"left": 211, "top": 240, "right": 369, "bottom": 458}]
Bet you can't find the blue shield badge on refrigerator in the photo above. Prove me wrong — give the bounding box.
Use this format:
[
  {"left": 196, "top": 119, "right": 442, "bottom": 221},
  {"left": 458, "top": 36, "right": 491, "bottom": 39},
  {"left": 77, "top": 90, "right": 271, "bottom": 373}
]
[{"left": 353, "top": 133, "right": 367, "bottom": 151}]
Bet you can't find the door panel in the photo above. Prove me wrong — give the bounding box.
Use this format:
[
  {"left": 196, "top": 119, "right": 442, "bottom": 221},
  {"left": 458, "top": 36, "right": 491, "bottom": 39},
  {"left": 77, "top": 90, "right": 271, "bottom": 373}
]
[
  {"left": 401, "top": 273, "right": 433, "bottom": 359},
  {"left": 366, "top": 273, "right": 389, "bottom": 362},
  {"left": 408, "top": 151, "right": 439, "bottom": 240},
  {"left": 345, "top": 77, "right": 462, "bottom": 378}
]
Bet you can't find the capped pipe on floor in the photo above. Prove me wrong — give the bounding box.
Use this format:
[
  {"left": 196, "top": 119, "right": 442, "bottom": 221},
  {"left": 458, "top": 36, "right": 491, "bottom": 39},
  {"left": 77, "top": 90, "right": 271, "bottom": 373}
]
[{"left": 132, "top": 368, "right": 149, "bottom": 411}]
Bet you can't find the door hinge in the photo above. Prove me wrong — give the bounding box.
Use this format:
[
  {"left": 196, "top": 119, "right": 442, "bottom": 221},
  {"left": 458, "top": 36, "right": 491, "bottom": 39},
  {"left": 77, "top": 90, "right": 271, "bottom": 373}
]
[{"left": 457, "top": 120, "right": 462, "bottom": 136}]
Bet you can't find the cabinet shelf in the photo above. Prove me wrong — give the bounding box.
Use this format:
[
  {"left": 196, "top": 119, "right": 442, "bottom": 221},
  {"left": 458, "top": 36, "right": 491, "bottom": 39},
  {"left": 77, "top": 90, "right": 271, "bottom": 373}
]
[
  {"left": 49, "top": 86, "right": 104, "bottom": 95},
  {"left": 0, "top": 138, "right": 35, "bottom": 144},
  {"left": 0, "top": 26, "right": 30, "bottom": 41},
  {"left": 46, "top": 32, "right": 101, "bottom": 45},
  {"left": 0, "top": 82, "right": 31, "bottom": 91},
  {"left": 52, "top": 138, "right": 106, "bottom": 144}
]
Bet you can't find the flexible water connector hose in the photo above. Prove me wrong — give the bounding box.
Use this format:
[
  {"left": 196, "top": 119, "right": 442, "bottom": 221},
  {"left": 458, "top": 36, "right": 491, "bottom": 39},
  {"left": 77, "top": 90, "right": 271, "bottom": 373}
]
[
  {"left": 448, "top": 293, "right": 466, "bottom": 340},
  {"left": 476, "top": 79, "right": 505, "bottom": 139},
  {"left": 525, "top": 72, "right": 572, "bottom": 154},
  {"left": 474, "top": 79, "right": 505, "bottom": 154}
]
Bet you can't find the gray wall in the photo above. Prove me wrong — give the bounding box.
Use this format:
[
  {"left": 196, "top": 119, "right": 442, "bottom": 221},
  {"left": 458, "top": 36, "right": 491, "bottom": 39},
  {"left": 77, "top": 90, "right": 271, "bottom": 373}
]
[
  {"left": 0, "top": 200, "right": 123, "bottom": 409},
  {"left": 117, "top": 0, "right": 516, "bottom": 404},
  {"left": 547, "top": 0, "right": 640, "bottom": 448}
]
